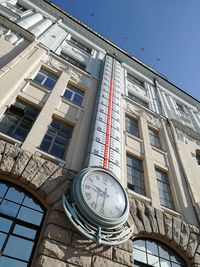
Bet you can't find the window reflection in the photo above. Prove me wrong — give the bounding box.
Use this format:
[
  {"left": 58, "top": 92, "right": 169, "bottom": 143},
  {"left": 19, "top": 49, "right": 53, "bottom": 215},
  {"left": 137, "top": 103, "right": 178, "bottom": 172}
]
[
  {"left": 0, "top": 181, "right": 45, "bottom": 266},
  {"left": 133, "top": 238, "right": 186, "bottom": 267}
]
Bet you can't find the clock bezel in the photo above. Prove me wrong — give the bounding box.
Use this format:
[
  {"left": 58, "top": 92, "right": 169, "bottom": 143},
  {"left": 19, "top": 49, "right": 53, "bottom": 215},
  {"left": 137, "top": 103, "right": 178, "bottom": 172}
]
[{"left": 71, "top": 167, "right": 129, "bottom": 228}]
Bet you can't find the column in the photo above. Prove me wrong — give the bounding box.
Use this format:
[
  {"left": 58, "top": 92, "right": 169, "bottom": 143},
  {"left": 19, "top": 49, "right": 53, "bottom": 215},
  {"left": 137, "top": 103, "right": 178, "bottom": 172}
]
[
  {"left": 21, "top": 71, "right": 70, "bottom": 153},
  {"left": 140, "top": 116, "right": 161, "bottom": 208},
  {"left": 30, "top": 18, "right": 52, "bottom": 37},
  {"left": 18, "top": 13, "right": 43, "bottom": 29}
]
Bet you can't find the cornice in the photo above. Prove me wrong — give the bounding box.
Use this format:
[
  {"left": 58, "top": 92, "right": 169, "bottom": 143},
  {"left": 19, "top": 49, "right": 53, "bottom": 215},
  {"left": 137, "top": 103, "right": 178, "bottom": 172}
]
[{"left": 29, "top": 0, "right": 199, "bottom": 108}]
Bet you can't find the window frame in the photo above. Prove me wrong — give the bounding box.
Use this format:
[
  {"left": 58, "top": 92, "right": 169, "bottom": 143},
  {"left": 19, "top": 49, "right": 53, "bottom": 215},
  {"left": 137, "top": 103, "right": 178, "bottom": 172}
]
[
  {"left": 127, "top": 73, "right": 145, "bottom": 88},
  {"left": 69, "top": 37, "right": 92, "bottom": 55},
  {"left": 148, "top": 127, "right": 161, "bottom": 149},
  {"left": 0, "top": 181, "right": 45, "bottom": 266},
  {"left": 63, "top": 84, "right": 84, "bottom": 106},
  {"left": 126, "top": 154, "right": 145, "bottom": 195},
  {"left": 125, "top": 115, "right": 140, "bottom": 137},
  {"left": 33, "top": 68, "right": 58, "bottom": 91},
  {"left": 39, "top": 118, "right": 73, "bottom": 159},
  {"left": 0, "top": 100, "right": 39, "bottom": 142},
  {"left": 155, "top": 168, "right": 175, "bottom": 210},
  {"left": 128, "top": 92, "right": 149, "bottom": 108},
  {"left": 60, "top": 52, "right": 86, "bottom": 71},
  {"left": 133, "top": 238, "right": 186, "bottom": 267}
]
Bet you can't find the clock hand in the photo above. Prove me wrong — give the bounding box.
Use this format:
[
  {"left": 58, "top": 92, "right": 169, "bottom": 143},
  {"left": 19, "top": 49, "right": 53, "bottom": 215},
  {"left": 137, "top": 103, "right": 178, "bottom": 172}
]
[{"left": 101, "top": 188, "right": 109, "bottom": 210}]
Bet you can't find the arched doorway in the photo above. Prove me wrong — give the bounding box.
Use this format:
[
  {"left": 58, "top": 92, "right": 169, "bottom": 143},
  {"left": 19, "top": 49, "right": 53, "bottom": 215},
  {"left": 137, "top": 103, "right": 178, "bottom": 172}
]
[{"left": 0, "top": 181, "right": 46, "bottom": 266}]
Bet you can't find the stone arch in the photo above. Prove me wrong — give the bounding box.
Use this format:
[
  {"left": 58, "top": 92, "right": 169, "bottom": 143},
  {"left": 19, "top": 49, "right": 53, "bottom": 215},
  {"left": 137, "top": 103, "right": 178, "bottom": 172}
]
[
  {"left": 129, "top": 198, "right": 200, "bottom": 265},
  {"left": 0, "top": 140, "right": 79, "bottom": 266},
  {"left": 0, "top": 140, "right": 75, "bottom": 207}
]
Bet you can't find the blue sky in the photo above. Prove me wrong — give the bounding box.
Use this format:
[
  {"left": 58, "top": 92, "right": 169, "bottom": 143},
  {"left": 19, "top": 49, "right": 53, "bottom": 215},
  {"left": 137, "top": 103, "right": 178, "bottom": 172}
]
[{"left": 51, "top": 0, "right": 200, "bottom": 101}]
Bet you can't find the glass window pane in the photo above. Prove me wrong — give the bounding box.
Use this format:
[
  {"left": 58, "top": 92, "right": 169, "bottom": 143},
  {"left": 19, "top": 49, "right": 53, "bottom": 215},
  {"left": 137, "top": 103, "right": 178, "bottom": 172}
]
[
  {"left": 23, "top": 196, "right": 43, "bottom": 212},
  {"left": 51, "top": 119, "right": 61, "bottom": 130},
  {"left": 146, "top": 240, "right": 158, "bottom": 255},
  {"left": 133, "top": 239, "right": 186, "bottom": 267},
  {"left": 51, "top": 144, "right": 65, "bottom": 158},
  {"left": 34, "top": 73, "right": 44, "bottom": 84},
  {"left": 5, "top": 187, "right": 24, "bottom": 204},
  {"left": 17, "top": 206, "right": 43, "bottom": 226},
  {"left": 44, "top": 78, "right": 56, "bottom": 90},
  {"left": 0, "top": 217, "right": 12, "bottom": 232},
  {"left": 160, "top": 259, "right": 171, "bottom": 267},
  {"left": 134, "top": 249, "right": 147, "bottom": 263},
  {"left": 73, "top": 94, "right": 83, "bottom": 106},
  {"left": 158, "top": 244, "right": 170, "bottom": 260},
  {"left": 13, "top": 225, "right": 36, "bottom": 240},
  {"left": 4, "top": 235, "right": 34, "bottom": 261},
  {"left": 0, "top": 183, "right": 8, "bottom": 197},
  {"left": 63, "top": 90, "right": 73, "bottom": 100},
  {"left": 13, "top": 128, "right": 28, "bottom": 141},
  {"left": 0, "top": 200, "right": 20, "bottom": 217},
  {"left": 0, "top": 232, "right": 7, "bottom": 250},
  {"left": 147, "top": 254, "right": 160, "bottom": 267},
  {"left": 133, "top": 239, "right": 146, "bottom": 251},
  {"left": 0, "top": 256, "right": 28, "bottom": 267}
]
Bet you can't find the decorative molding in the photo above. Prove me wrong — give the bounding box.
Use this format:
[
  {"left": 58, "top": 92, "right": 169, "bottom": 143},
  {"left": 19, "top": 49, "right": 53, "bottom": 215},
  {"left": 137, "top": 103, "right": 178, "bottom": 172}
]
[
  {"left": 129, "top": 198, "right": 200, "bottom": 262},
  {"left": 0, "top": 25, "right": 23, "bottom": 45}
]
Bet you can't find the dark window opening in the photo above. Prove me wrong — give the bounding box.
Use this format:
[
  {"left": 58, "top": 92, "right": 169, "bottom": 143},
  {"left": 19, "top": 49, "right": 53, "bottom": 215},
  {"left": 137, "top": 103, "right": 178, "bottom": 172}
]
[
  {"left": 0, "top": 100, "right": 39, "bottom": 142},
  {"left": 60, "top": 52, "right": 86, "bottom": 71},
  {"left": 40, "top": 118, "right": 73, "bottom": 159},
  {"left": 127, "top": 73, "right": 144, "bottom": 87},
  {"left": 128, "top": 92, "right": 149, "bottom": 108},
  {"left": 127, "top": 154, "right": 145, "bottom": 195},
  {"left": 69, "top": 38, "right": 92, "bottom": 54},
  {"left": 0, "top": 181, "right": 45, "bottom": 267}
]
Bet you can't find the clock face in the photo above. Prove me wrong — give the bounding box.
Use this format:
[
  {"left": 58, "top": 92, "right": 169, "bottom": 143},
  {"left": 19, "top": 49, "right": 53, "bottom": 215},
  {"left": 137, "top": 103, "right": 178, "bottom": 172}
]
[{"left": 81, "top": 170, "right": 126, "bottom": 219}]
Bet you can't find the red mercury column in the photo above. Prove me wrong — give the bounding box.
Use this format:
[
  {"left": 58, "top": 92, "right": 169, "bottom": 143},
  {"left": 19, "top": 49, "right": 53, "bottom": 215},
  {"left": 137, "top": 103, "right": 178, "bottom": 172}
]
[{"left": 103, "top": 61, "right": 114, "bottom": 169}]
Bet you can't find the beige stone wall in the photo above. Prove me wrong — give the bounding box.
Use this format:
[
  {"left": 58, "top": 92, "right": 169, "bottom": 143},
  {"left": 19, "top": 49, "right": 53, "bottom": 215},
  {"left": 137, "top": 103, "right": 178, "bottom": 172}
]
[
  {"left": 123, "top": 99, "right": 199, "bottom": 226},
  {"left": 0, "top": 140, "right": 199, "bottom": 267},
  {"left": 171, "top": 124, "right": 200, "bottom": 222}
]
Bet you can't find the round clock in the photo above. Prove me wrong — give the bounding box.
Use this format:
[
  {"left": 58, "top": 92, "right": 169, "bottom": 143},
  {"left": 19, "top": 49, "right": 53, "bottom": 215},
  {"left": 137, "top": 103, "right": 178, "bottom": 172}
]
[{"left": 71, "top": 167, "right": 129, "bottom": 228}]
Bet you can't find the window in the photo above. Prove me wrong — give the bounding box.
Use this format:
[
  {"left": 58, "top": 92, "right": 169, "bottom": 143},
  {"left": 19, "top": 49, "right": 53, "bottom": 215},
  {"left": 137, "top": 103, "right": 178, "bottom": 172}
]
[
  {"left": 40, "top": 119, "right": 73, "bottom": 159},
  {"left": 125, "top": 116, "right": 139, "bottom": 137},
  {"left": 133, "top": 238, "right": 186, "bottom": 267},
  {"left": 63, "top": 84, "right": 84, "bottom": 106},
  {"left": 33, "top": 68, "right": 58, "bottom": 90},
  {"left": 127, "top": 73, "right": 144, "bottom": 88},
  {"left": 0, "top": 181, "right": 45, "bottom": 266},
  {"left": 149, "top": 128, "right": 161, "bottom": 149},
  {"left": 69, "top": 37, "right": 92, "bottom": 54},
  {"left": 156, "top": 169, "right": 174, "bottom": 210},
  {"left": 60, "top": 52, "right": 86, "bottom": 71},
  {"left": 128, "top": 92, "right": 149, "bottom": 108},
  {"left": 0, "top": 100, "right": 39, "bottom": 142},
  {"left": 127, "top": 154, "right": 145, "bottom": 195}
]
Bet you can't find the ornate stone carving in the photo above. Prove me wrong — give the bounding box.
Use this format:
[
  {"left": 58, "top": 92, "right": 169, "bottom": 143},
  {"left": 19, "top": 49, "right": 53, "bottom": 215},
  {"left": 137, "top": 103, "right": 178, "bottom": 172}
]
[
  {"left": 129, "top": 197, "right": 200, "bottom": 262},
  {"left": 0, "top": 25, "right": 21, "bottom": 45}
]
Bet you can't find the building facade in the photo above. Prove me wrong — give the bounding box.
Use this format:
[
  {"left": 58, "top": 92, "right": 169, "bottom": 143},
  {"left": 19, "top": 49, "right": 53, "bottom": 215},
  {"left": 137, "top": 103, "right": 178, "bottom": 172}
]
[{"left": 0, "top": 0, "right": 200, "bottom": 266}]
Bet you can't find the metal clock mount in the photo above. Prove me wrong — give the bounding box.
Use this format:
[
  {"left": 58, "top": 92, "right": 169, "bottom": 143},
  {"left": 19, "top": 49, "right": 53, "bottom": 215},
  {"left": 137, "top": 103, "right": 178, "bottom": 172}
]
[{"left": 62, "top": 167, "right": 133, "bottom": 245}]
